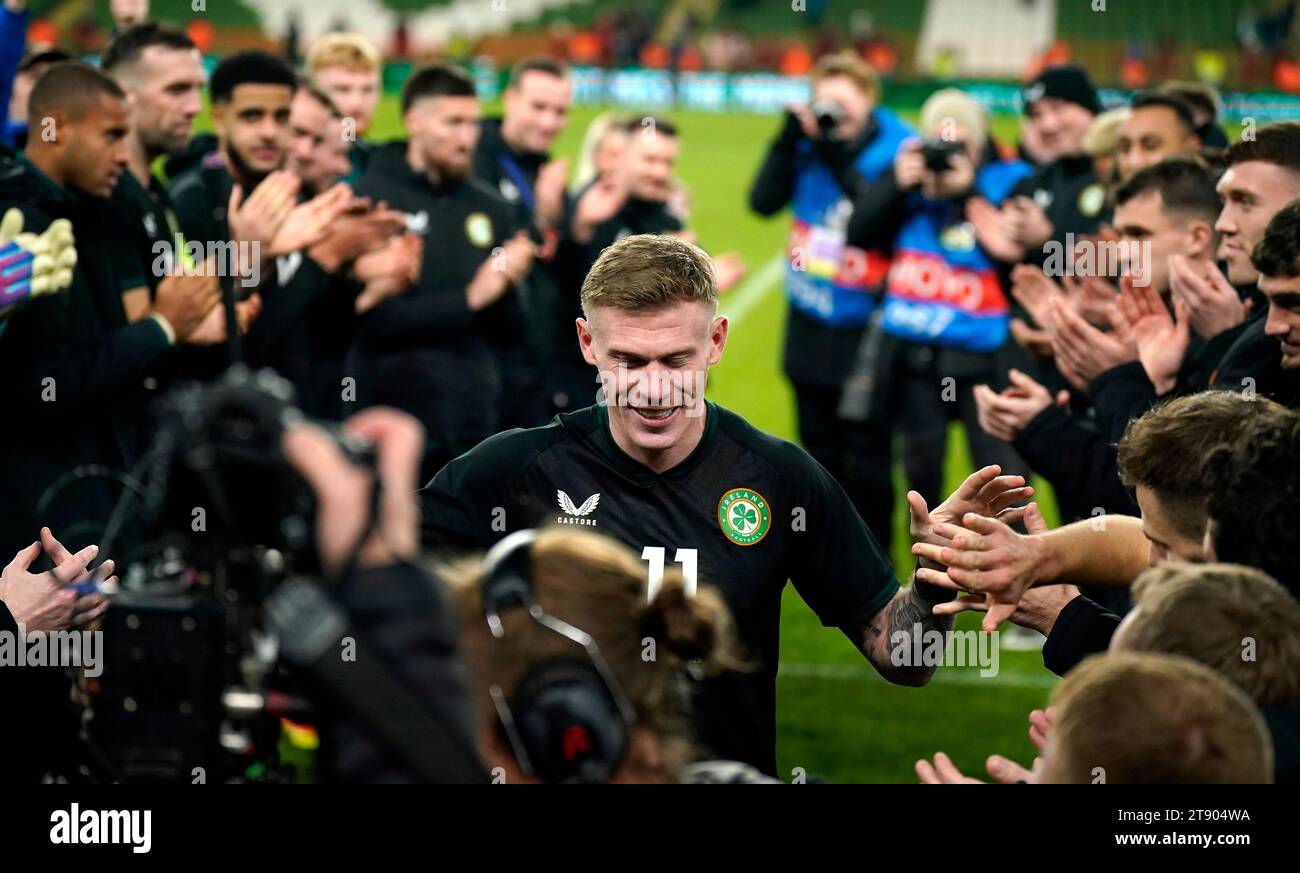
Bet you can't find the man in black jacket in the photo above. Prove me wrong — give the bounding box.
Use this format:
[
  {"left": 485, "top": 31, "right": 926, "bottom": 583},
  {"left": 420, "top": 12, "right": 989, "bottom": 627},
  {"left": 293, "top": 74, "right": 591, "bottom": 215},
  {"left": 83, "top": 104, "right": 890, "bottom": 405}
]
[
  {"left": 0, "top": 62, "right": 223, "bottom": 562},
  {"left": 975, "top": 158, "right": 1225, "bottom": 522},
  {"left": 472, "top": 57, "right": 573, "bottom": 429},
  {"left": 969, "top": 65, "right": 1105, "bottom": 271},
  {"left": 169, "top": 51, "right": 405, "bottom": 405},
  {"left": 351, "top": 62, "right": 534, "bottom": 482}
]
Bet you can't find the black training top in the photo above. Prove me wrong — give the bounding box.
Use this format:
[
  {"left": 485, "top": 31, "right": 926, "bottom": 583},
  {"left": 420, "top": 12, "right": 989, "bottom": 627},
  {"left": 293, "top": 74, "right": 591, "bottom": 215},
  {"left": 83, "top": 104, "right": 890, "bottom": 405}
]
[{"left": 420, "top": 401, "right": 899, "bottom": 774}]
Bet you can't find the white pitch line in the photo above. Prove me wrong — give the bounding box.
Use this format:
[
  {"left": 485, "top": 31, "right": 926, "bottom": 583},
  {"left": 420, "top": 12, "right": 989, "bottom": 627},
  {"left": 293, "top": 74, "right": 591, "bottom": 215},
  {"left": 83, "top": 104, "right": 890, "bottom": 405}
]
[
  {"left": 778, "top": 661, "right": 1059, "bottom": 689},
  {"left": 719, "top": 253, "right": 784, "bottom": 325}
]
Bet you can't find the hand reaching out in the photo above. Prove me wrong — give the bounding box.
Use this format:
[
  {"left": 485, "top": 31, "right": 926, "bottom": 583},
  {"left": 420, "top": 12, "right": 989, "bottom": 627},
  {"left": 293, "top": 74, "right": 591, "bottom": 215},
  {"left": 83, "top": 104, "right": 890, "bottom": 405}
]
[
  {"left": 915, "top": 750, "right": 1040, "bottom": 784},
  {"left": 911, "top": 502, "right": 1054, "bottom": 632},
  {"left": 907, "top": 464, "right": 1035, "bottom": 562}
]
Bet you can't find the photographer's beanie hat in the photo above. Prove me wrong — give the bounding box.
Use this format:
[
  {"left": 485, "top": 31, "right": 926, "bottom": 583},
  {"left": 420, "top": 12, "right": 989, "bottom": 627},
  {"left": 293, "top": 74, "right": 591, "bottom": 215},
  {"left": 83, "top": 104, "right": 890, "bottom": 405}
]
[
  {"left": 920, "top": 88, "right": 989, "bottom": 151},
  {"left": 1023, "top": 64, "right": 1103, "bottom": 116}
]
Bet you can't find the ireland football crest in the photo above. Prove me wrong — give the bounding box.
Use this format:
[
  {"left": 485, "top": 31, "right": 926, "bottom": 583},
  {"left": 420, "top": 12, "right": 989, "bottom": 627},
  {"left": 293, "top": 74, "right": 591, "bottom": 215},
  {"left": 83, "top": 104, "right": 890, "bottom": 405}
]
[{"left": 717, "top": 487, "right": 771, "bottom": 546}]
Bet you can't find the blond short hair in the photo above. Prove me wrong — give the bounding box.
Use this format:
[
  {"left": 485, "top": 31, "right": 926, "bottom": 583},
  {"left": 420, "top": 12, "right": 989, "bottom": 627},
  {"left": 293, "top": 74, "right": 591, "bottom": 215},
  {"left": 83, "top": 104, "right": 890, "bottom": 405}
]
[
  {"left": 580, "top": 234, "right": 717, "bottom": 317},
  {"left": 1048, "top": 652, "right": 1273, "bottom": 784},
  {"left": 1124, "top": 562, "right": 1300, "bottom": 708},
  {"left": 306, "top": 33, "right": 381, "bottom": 74},
  {"left": 811, "top": 52, "right": 881, "bottom": 104},
  {"left": 1082, "top": 106, "right": 1131, "bottom": 157}
]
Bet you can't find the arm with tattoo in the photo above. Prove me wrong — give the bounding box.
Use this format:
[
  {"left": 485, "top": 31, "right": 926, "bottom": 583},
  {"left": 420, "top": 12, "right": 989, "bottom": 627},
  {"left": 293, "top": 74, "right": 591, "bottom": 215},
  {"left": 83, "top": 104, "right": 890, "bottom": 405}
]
[{"left": 849, "top": 569, "right": 955, "bottom": 686}]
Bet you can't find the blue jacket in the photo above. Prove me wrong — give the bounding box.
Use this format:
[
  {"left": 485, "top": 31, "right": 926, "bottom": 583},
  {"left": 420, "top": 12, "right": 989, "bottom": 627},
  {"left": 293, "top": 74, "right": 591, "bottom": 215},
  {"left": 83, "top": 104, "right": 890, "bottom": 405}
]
[
  {"left": 880, "top": 157, "right": 1032, "bottom": 352},
  {"left": 784, "top": 107, "right": 912, "bottom": 327}
]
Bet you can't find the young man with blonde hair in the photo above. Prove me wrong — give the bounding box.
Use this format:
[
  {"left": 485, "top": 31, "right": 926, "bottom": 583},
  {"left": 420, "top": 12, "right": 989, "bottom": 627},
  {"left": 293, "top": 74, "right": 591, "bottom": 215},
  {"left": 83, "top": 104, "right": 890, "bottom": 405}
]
[
  {"left": 423, "top": 232, "right": 1031, "bottom": 776},
  {"left": 306, "top": 32, "right": 382, "bottom": 179}
]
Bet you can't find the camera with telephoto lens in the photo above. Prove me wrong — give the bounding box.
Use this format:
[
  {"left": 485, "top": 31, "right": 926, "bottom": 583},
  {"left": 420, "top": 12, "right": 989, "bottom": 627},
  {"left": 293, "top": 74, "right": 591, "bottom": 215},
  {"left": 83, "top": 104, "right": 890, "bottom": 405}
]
[
  {"left": 80, "top": 366, "right": 376, "bottom": 783},
  {"left": 920, "top": 138, "right": 964, "bottom": 173},
  {"left": 809, "top": 98, "right": 844, "bottom": 134}
]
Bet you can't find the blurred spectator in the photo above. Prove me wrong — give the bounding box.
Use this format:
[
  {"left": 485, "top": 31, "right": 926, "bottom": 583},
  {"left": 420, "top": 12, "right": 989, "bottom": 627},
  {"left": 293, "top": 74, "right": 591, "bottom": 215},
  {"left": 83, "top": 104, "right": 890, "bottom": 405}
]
[
  {"left": 574, "top": 111, "right": 630, "bottom": 189},
  {"left": 1081, "top": 106, "right": 1131, "bottom": 191},
  {"left": 283, "top": 9, "right": 302, "bottom": 66},
  {"left": 351, "top": 63, "right": 534, "bottom": 481},
  {"left": 1121, "top": 38, "right": 1148, "bottom": 89},
  {"left": 392, "top": 15, "right": 410, "bottom": 60},
  {"left": 5, "top": 48, "right": 72, "bottom": 148},
  {"left": 1111, "top": 562, "right": 1300, "bottom": 783},
  {"left": 110, "top": 0, "right": 148, "bottom": 34},
  {"left": 307, "top": 33, "right": 383, "bottom": 180},
  {"left": 1116, "top": 93, "right": 1202, "bottom": 183},
  {"left": 472, "top": 57, "right": 574, "bottom": 429},
  {"left": 700, "top": 23, "right": 753, "bottom": 72},
  {"left": 849, "top": 88, "right": 1033, "bottom": 510},
  {"left": 1157, "top": 80, "right": 1228, "bottom": 148},
  {"left": 749, "top": 52, "right": 912, "bottom": 552}
]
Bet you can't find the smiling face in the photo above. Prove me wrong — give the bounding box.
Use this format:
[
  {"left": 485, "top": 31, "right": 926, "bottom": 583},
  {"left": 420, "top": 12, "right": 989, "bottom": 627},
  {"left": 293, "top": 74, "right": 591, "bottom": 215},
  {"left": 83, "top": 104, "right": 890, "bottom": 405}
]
[
  {"left": 1215, "top": 161, "right": 1300, "bottom": 285},
  {"left": 1117, "top": 105, "right": 1198, "bottom": 182},
  {"left": 502, "top": 70, "right": 572, "bottom": 154},
  {"left": 1259, "top": 273, "right": 1300, "bottom": 369},
  {"left": 1026, "top": 96, "right": 1094, "bottom": 161},
  {"left": 624, "top": 128, "right": 679, "bottom": 202},
  {"left": 577, "top": 300, "right": 726, "bottom": 471},
  {"left": 287, "top": 90, "right": 351, "bottom": 194},
  {"left": 1135, "top": 485, "right": 1205, "bottom": 567}
]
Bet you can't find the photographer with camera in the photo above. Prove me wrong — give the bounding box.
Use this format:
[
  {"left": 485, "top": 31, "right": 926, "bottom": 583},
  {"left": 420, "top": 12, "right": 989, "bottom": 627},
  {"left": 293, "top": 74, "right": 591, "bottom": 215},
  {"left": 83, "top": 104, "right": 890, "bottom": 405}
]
[
  {"left": 847, "top": 87, "right": 1033, "bottom": 510},
  {"left": 747, "top": 53, "right": 911, "bottom": 551}
]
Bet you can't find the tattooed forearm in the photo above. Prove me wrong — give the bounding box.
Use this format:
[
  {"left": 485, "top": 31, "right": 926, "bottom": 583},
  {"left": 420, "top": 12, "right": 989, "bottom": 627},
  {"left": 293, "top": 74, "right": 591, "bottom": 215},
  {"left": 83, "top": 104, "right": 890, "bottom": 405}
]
[
  {"left": 888, "top": 583, "right": 953, "bottom": 639},
  {"left": 859, "top": 582, "right": 954, "bottom": 686}
]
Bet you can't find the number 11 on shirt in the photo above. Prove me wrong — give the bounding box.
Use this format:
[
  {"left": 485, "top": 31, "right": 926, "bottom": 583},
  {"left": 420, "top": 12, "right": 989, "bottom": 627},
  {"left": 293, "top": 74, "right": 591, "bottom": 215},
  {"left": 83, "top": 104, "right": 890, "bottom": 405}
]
[{"left": 641, "top": 547, "right": 698, "bottom": 602}]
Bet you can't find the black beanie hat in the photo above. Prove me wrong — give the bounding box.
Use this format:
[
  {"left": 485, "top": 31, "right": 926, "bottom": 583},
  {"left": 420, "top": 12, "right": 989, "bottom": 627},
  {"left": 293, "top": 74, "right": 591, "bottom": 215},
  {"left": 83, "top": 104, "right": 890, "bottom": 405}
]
[{"left": 1023, "top": 64, "right": 1102, "bottom": 116}]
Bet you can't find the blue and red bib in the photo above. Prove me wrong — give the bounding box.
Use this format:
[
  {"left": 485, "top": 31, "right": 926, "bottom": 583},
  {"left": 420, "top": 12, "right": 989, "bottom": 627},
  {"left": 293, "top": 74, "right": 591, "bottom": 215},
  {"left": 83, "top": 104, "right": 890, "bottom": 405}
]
[
  {"left": 784, "top": 107, "right": 913, "bottom": 327},
  {"left": 881, "top": 158, "right": 1032, "bottom": 352}
]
